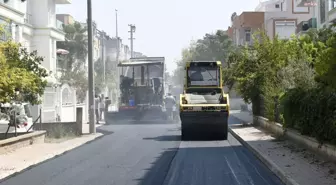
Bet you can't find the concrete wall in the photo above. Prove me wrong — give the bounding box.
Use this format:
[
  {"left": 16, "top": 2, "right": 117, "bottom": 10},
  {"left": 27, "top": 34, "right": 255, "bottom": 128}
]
[{"left": 34, "top": 122, "right": 78, "bottom": 136}]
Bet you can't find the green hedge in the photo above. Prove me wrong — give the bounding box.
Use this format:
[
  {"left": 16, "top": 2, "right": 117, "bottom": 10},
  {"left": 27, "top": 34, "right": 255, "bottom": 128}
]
[{"left": 281, "top": 87, "right": 336, "bottom": 144}]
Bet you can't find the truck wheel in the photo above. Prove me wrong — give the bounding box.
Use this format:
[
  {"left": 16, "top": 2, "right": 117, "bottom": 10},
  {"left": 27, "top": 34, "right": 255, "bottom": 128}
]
[
  {"left": 181, "top": 127, "right": 188, "bottom": 140},
  {"left": 222, "top": 123, "right": 228, "bottom": 140}
]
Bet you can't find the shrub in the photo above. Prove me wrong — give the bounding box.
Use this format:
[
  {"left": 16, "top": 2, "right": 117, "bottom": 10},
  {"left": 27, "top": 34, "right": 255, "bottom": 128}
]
[{"left": 281, "top": 87, "right": 336, "bottom": 144}]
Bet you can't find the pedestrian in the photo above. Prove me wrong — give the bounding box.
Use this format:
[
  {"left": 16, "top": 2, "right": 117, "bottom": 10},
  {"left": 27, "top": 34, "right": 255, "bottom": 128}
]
[
  {"left": 164, "top": 93, "right": 176, "bottom": 120},
  {"left": 94, "top": 94, "right": 100, "bottom": 124},
  {"left": 99, "top": 94, "right": 105, "bottom": 121}
]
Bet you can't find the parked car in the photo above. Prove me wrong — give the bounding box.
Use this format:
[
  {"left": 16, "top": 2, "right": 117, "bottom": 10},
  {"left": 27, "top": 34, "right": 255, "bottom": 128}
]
[{"left": 0, "top": 103, "right": 34, "bottom": 134}]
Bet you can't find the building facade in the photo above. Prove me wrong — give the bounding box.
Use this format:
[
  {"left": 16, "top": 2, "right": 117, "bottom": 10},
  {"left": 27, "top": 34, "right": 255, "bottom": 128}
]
[
  {"left": 256, "top": 0, "right": 313, "bottom": 39},
  {"left": 227, "top": 12, "right": 265, "bottom": 46},
  {"left": 0, "top": 0, "right": 71, "bottom": 122},
  {"left": 294, "top": 0, "right": 335, "bottom": 29}
]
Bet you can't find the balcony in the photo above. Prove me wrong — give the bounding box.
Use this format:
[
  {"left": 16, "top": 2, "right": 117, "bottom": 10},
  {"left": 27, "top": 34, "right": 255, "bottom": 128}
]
[
  {"left": 55, "top": 0, "right": 72, "bottom": 4},
  {"left": 296, "top": 18, "right": 317, "bottom": 35}
]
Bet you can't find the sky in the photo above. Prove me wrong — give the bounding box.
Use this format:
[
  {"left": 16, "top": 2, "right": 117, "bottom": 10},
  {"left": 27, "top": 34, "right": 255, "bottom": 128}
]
[{"left": 56, "top": 0, "right": 260, "bottom": 73}]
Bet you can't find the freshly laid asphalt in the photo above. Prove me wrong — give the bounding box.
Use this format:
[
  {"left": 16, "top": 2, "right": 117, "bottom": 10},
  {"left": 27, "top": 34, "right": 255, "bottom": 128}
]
[{"left": 0, "top": 114, "right": 283, "bottom": 185}]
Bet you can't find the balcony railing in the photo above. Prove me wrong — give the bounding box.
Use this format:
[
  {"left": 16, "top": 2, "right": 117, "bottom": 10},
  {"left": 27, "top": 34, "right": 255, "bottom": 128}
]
[{"left": 296, "top": 18, "right": 317, "bottom": 35}]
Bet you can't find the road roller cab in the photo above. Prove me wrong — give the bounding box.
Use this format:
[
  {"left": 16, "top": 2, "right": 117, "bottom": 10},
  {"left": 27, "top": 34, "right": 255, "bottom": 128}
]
[{"left": 179, "top": 61, "right": 230, "bottom": 140}]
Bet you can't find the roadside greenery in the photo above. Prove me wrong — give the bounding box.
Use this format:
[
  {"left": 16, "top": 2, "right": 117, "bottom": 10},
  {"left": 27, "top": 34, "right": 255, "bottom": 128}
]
[
  {"left": 57, "top": 22, "right": 88, "bottom": 103},
  {"left": 175, "top": 26, "right": 336, "bottom": 144},
  {"left": 227, "top": 27, "right": 336, "bottom": 144},
  {"left": 0, "top": 24, "right": 48, "bottom": 105},
  {"left": 172, "top": 30, "right": 232, "bottom": 85}
]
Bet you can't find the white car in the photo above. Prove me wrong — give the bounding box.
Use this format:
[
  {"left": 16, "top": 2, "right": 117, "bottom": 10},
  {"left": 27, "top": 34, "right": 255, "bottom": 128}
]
[{"left": 0, "top": 103, "right": 34, "bottom": 134}]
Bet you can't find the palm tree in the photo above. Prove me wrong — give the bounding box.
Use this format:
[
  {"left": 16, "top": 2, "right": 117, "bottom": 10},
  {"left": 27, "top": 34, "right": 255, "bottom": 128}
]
[
  {"left": 56, "top": 21, "right": 88, "bottom": 103},
  {"left": 57, "top": 21, "right": 88, "bottom": 71}
]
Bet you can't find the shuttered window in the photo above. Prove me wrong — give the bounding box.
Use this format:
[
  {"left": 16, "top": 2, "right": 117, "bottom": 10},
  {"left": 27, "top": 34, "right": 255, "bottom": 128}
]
[{"left": 275, "top": 21, "right": 296, "bottom": 39}]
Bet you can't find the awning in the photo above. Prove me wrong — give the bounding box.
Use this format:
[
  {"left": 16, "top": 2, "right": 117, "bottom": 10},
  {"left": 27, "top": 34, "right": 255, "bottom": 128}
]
[{"left": 56, "top": 49, "right": 69, "bottom": 55}]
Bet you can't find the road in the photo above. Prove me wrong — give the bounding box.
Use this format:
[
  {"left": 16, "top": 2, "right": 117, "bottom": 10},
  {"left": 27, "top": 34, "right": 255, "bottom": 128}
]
[{"left": 0, "top": 116, "right": 283, "bottom": 185}]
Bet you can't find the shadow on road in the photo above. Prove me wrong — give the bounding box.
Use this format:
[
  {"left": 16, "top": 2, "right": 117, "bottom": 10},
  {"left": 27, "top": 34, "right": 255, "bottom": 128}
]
[
  {"left": 134, "top": 148, "right": 178, "bottom": 185},
  {"left": 135, "top": 145, "right": 284, "bottom": 185},
  {"left": 143, "top": 135, "right": 181, "bottom": 141}
]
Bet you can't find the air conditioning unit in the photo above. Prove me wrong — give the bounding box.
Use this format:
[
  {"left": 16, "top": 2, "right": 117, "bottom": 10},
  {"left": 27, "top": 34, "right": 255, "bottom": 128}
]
[{"left": 296, "top": 21, "right": 309, "bottom": 33}]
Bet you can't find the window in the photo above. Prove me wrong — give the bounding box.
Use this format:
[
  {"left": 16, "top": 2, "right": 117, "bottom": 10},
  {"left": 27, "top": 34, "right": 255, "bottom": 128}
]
[
  {"left": 245, "top": 28, "right": 251, "bottom": 42},
  {"left": 275, "top": 21, "right": 296, "bottom": 39},
  {"left": 329, "top": 0, "right": 336, "bottom": 11},
  {"left": 275, "top": 4, "right": 280, "bottom": 8},
  {"left": 0, "top": 18, "right": 12, "bottom": 41},
  {"left": 293, "top": 0, "right": 309, "bottom": 13},
  {"left": 187, "top": 67, "right": 219, "bottom": 86}
]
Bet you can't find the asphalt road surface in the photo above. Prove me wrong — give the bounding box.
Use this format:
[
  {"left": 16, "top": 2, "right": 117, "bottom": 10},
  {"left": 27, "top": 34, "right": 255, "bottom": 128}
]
[{"left": 0, "top": 115, "right": 283, "bottom": 185}]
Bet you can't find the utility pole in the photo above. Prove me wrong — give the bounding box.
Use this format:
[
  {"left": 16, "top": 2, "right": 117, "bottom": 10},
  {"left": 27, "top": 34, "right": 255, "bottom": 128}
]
[
  {"left": 128, "top": 24, "right": 135, "bottom": 78},
  {"left": 116, "top": 10, "right": 123, "bottom": 76},
  {"left": 116, "top": 9, "right": 120, "bottom": 64},
  {"left": 87, "top": 0, "right": 95, "bottom": 133}
]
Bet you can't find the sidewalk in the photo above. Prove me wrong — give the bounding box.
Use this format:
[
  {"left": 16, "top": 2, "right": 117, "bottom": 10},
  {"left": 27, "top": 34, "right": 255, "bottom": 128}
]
[
  {"left": 0, "top": 129, "right": 103, "bottom": 180},
  {"left": 230, "top": 111, "right": 336, "bottom": 185}
]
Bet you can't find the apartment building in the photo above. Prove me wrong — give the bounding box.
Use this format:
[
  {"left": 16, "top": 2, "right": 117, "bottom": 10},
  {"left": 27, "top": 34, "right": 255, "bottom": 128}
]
[
  {"left": 294, "top": 0, "right": 336, "bottom": 29},
  {"left": 256, "top": 0, "right": 313, "bottom": 39},
  {"left": 227, "top": 12, "right": 265, "bottom": 46},
  {"left": 0, "top": 0, "right": 71, "bottom": 122}
]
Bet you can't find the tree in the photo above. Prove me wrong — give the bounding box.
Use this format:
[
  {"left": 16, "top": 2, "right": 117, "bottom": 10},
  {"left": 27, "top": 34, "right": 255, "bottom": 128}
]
[
  {"left": 313, "top": 25, "right": 336, "bottom": 90},
  {"left": 0, "top": 40, "right": 48, "bottom": 104},
  {"left": 227, "top": 31, "right": 307, "bottom": 118},
  {"left": 57, "top": 22, "right": 88, "bottom": 70},
  {"left": 172, "top": 30, "right": 233, "bottom": 86},
  {"left": 57, "top": 22, "right": 88, "bottom": 102}
]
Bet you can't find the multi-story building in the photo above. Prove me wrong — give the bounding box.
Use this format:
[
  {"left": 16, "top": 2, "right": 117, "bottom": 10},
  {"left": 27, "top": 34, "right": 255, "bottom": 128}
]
[
  {"left": 295, "top": 0, "right": 335, "bottom": 29},
  {"left": 256, "top": 0, "right": 313, "bottom": 39},
  {"left": 0, "top": 0, "right": 72, "bottom": 122},
  {"left": 227, "top": 12, "right": 265, "bottom": 46}
]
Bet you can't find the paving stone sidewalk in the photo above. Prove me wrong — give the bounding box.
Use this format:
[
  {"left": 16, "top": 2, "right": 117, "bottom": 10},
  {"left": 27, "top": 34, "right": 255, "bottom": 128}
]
[{"left": 230, "top": 111, "right": 336, "bottom": 185}]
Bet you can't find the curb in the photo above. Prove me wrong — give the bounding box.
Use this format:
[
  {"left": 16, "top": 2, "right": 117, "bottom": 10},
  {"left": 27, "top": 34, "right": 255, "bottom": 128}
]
[
  {"left": 229, "top": 115, "right": 300, "bottom": 185},
  {"left": 0, "top": 133, "right": 105, "bottom": 183}
]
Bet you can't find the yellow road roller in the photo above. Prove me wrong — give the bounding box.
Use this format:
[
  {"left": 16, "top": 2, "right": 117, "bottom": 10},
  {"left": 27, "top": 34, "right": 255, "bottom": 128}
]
[{"left": 179, "top": 61, "right": 230, "bottom": 140}]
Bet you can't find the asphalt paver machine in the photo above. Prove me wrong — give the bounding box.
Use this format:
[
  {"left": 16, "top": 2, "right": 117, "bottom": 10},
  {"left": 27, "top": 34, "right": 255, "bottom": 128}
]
[{"left": 112, "top": 57, "right": 166, "bottom": 122}]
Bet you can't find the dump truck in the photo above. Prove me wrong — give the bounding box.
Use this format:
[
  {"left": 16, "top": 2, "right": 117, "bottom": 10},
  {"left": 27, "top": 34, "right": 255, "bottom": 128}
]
[
  {"left": 179, "top": 61, "right": 230, "bottom": 140},
  {"left": 111, "top": 57, "right": 166, "bottom": 122}
]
